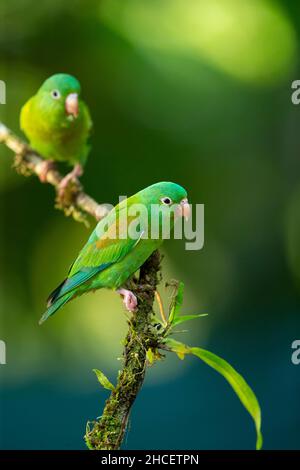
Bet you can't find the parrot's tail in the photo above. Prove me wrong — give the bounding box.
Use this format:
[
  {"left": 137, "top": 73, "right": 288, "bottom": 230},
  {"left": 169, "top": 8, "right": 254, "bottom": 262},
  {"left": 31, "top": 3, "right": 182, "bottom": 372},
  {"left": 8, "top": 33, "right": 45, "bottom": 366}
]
[{"left": 39, "top": 292, "right": 73, "bottom": 325}]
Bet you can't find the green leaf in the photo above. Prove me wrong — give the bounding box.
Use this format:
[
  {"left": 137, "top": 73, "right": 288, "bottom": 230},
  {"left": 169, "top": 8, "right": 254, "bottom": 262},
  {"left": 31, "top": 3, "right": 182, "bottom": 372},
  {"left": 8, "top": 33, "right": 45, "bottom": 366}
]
[
  {"left": 168, "top": 281, "right": 184, "bottom": 324},
  {"left": 168, "top": 282, "right": 207, "bottom": 327},
  {"left": 146, "top": 348, "right": 155, "bottom": 364},
  {"left": 166, "top": 339, "right": 263, "bottom": 450},
  {"left": 166, "top": 338, "right": 190, "bottom": 359},
  {"left": 172, "top": 313, "right": 208, "bottom": 326},
  {"left": 93, "top": 369, "right": 115, "bottom": 391}
]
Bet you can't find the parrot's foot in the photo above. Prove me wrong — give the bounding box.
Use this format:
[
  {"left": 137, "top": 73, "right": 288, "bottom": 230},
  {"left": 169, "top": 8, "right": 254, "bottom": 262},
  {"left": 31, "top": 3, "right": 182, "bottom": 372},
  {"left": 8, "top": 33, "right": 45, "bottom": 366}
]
[
  {"left": 57, "top": 164, "right": 83, "bottom": 206},
  {"left": 36, "top": 160, "right": 55, "bottom": 183},
  {"left": 117, "top": 288, "right": 138, "bottom": 312},
  {"left": 58, "top": 164, "right": 83, "bottom": 195}
]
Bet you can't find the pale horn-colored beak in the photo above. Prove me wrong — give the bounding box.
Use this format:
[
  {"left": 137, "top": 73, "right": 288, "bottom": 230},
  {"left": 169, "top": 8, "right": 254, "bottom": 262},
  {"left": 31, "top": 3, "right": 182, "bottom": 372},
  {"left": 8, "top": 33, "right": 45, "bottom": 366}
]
[
  {"left": 181, "top": 198, "right": 191, "bottom": 221},
  {"left": 65, "top": 93, "right": 79, "bottom": 118},
  {"left": 176, "top": 198, "right": 191, "bottom": 221}
]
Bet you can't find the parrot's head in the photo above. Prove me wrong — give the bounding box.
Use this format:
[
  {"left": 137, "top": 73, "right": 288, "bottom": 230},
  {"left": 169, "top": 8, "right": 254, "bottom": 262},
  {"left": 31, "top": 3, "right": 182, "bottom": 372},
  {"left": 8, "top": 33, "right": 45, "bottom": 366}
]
[
  {"left": 35, "top": 73, "right": 83, "bottom": 124},
  {"left": 135, "top": 181, "right": 191, "bottom": 230}
]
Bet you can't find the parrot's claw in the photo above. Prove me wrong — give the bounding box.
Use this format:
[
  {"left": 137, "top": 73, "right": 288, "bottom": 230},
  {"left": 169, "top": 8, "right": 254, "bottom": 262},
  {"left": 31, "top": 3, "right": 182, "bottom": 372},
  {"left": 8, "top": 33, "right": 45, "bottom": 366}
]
[
  {"left": 117, "top": 288, "right": 138, "bottom": 312},
  {"left": 58, "top": 164, "right": 83, "bottom": 194},
  {"left": 36, "top": 160, "right": 55, "bottom": 183}
]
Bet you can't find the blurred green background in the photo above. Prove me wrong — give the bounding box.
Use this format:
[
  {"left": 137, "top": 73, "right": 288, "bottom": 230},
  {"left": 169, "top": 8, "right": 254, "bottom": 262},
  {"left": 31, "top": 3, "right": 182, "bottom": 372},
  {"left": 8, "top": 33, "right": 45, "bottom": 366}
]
[{"left": 1, "top": 0, "right": 300, "bottom": 449}]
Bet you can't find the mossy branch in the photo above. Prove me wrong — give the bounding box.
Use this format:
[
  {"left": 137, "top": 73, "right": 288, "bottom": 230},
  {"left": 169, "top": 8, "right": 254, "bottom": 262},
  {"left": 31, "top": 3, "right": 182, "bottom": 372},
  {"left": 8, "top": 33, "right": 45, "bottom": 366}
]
[
  {"left": 0, "top": 122, "right": 163, "bottom": 450},
  {"left": 0, "top": 122, "right": 109, "bottom": 223},
  {"left": 86, "top": 251, "right": 162, "bottom": 450}
]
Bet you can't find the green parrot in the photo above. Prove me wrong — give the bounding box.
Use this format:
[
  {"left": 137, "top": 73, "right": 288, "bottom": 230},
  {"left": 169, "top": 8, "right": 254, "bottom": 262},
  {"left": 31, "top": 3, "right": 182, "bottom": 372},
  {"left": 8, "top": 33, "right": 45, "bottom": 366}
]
[
  {"left": 40, "top": 182, "right": 190, "bottom": 324},
  {"left": 20, "top": 73, "right": 92, "bottom": 192}
]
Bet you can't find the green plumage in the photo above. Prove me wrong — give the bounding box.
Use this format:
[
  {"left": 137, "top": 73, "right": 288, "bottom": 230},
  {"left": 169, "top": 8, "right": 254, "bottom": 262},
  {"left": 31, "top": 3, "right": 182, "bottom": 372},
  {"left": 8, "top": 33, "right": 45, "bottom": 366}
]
[
  {"left": 40, "top": 182, "right": 188, "bottom": 324},
  {"left": 20, "top": 73, "right": 92, "bottom": 166}
]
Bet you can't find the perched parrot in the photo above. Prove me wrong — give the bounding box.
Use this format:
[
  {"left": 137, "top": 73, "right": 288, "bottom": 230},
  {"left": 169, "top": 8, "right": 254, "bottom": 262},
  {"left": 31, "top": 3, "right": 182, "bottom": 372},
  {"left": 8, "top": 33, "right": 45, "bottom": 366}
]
[
  {"left": 20, "top": 73, "right": 92, "bottom": 192},
  {"left": 39, "top": 181, "right": 190, "bottom": 324}
]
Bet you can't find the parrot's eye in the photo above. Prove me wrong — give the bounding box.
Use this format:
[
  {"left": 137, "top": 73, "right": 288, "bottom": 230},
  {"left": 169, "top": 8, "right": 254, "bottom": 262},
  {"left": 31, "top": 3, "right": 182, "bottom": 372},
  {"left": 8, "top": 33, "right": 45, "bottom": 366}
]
[
  {"left": 161, "top": 197, "right": 172, "bottom": 205},
  {"left": 51, "top": 89, "right": 61, "bottom": 100}
]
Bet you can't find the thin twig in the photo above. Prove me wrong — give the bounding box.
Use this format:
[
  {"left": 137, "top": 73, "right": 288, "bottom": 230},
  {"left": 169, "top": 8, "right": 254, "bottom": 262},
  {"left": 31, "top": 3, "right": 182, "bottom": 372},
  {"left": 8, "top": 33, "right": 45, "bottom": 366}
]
[{"left": 155, "top": 290, "right": 167, "bottom": 325}]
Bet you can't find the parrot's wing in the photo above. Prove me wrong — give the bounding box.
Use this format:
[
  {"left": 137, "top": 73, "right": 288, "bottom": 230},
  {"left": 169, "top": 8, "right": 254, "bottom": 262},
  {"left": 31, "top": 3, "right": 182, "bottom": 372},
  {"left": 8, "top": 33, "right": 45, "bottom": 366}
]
[
  {"left": 79, "top": 103, "right": 93, "bottom": 166},
  {"left": 20, "top": 98, "right": 33, "bottom": 135},
  {"left": 47, "top": 209, "right": 143, "bottom": 306}
]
